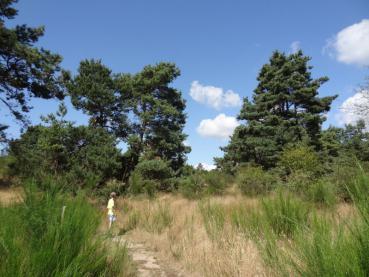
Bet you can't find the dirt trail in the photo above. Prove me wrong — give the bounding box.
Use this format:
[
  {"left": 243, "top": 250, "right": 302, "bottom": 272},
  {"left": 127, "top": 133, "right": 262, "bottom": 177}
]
[{"left": 114, "top": 236, "right": 186, "bottom": 277}]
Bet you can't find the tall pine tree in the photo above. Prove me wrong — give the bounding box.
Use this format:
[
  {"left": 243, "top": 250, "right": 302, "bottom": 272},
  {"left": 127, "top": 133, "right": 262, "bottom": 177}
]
[
  {"left": 0, "top": 0, "right": 65, "bottom": 143},
  {"left": 217, "top": 51, "right": 337, "bottom": 169}
]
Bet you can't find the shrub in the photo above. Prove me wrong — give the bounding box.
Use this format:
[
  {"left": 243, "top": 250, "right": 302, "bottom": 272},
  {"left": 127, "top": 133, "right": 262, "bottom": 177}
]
[
  {"left": 178, "top": 174, "right": 205, "bottom": 199},
  {"left": 203, "top": 170, "right": 228, "bottom": 195},
  {"left": 306, "top": 179, "right": 336, "bottom": 207},
  {"left": 279, "top": 144, "right": 321, "bottom": 176},
  {"left": 9, "top": 124, "right": 120, "bottom": 191},
  {"left": 285, "top": 170, "right": 314, "bottom": 193},
  {"left": 129, "top": 159, "right": 175, "bottom": 194},
  {"left": 328, "top": 158, "right": 365, "bottom": 201},
  {"left": 128, "top": 172, "right": 157, "bottom": 197},
  {"left": 94, "top": 179, "right": 127, "bottom": 199},
  {"left": 236, "top": 165, "right": 276, "bottom": 196}
]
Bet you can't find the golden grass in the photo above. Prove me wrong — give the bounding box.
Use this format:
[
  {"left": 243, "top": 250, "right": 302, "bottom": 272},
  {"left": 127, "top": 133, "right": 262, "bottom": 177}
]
[
  {"left": 0, "top": 186, "right": 22, "bottom": 205},
  {"left": 115, "top": 193, "right": 267, "bottom": 276}
]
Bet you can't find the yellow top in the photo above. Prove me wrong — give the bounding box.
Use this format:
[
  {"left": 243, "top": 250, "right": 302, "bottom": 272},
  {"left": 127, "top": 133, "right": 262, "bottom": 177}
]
[{"left": 107, "top": 198, "right": 114, "bottom": 215}]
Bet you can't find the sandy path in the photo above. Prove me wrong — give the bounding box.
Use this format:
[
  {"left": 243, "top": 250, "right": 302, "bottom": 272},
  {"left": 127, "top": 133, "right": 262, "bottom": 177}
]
[{"left": 114, "top": 236, "right": 186, "bottom": 277}]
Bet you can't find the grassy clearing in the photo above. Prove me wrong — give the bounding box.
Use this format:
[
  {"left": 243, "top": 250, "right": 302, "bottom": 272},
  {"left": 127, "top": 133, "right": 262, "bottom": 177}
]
[
  {"left": 0, "top": 182, "right": 133, "bottom": 277},
  {"left": 116, "top": 176, "right": 366, "bottom": 276}
]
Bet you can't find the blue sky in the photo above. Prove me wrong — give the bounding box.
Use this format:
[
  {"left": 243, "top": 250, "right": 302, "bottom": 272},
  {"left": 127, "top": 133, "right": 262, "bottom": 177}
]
[{"left": 2, "top": 0, "right": 369, "bottom": 168}]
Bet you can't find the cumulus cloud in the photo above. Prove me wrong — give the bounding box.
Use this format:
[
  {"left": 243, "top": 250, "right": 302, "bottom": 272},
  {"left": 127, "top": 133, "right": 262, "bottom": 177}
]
[
  {"left": 290, "top": 41, "right": 301, "bottom": 54},
  {"left": 324, "top": 19, "right": 369, "bottom": 66},
  {"left": 196, "top": 163, "right": 216, "bottom": 171},
  {"left": 190, "top": 81, "right": 242, "bottom": 110},
  {"left": 335, "top": 90, "right": 369, "bottom": 126},
  {"left": 197, "top": 113, "right": 239, "bottom": 139}
]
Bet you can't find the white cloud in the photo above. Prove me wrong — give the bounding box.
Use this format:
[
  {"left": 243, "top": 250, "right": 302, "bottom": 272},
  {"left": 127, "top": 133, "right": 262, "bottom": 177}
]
[
  {"left": 324, "top": 19, "right": 369, "bottom": 66},
  {"left": 197, "top": 113, "right": 239, "bottom": 139},
  {"left": 290, "top": 41, "right": 301, "bottom": 54},
  {"left": 196, "top": 163, "right": 216, "bottom": 171},
  {"left": 335, "top": 90, "right": 369, "bottom": 126},
  {"left": 189, "top": 81, "right": 242, "bottom": 110}
]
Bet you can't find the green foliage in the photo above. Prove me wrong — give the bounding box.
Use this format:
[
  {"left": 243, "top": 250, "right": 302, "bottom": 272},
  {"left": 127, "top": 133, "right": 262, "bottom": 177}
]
[
  {"left": 178, "top": 173, "right": 205, "bottom": 199},
  {"left": 0, "top": 182, "right": 130, "bottom": 276},
  {"left": 218, "top": 50, "right": 336, "bottom": 170},
  {"left": 306, "top": 179, "right": 336, "bottom": 207},
  {"left": 327, "top": 157, "right": 365, "bottom": 201},
  {"left": 178, "top": 170, "right": 228, "bottom": 199},
  {"left": 202, "top": 170, "right": 228, "bottom": 195},
  {"left": 230, "top": 205, "right": 263, "bottom": 238},
  {"left": 261, "top": 192, "right": 310, "bottom": 237},
  {"left": 236, "top": 165, "right": 276, "bottom": 196},
  {"left": 67, "top": 59, "right": 130, "bottom": 139},
  {"left": 9, "top": 105, "right": 120, "bottom": 191},
  {"left": 0, "top": 0, "right": 66, "bottom": 142},
  {"left": 260, "top": 171, "right": 369, "bottom": 276},
  {"left": 0, "top": 155, "right": 14, "bottom": 185},
  {"left": 128, "top": 159, "right": 175, "bottom": 194},
  {"left": 279, "top": 144, "right": 321, "bottom": 176},
  {"left": 68, "top": 61, "right": 190, "bottom": 174}
]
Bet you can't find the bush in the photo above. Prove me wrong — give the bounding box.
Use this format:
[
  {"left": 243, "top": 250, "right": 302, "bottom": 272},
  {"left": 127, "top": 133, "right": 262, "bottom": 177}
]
[
  {"left": 0, "top": 182, "right": 130, "bottom": 276},
  {"left": 306, "top": 179, "right": 336, "bottom": 207},
  {"left": 236, "top": 166, "right": 276, "bottom": 196},
  {"left": 94, "top": 179, "right": 127, "bottom": 199},
  {"left": 328, "top": 158, "right": 366, "bottom": 201},
  {"left": 279, "top": 144, "right": 321, "bottom": 177},
  {"left": 9, "top": 124, "right": 120, "bottom": 191},
  {"left": 128, "top": 171, "right": 156, "bottom": 197},
  {"left": 178, "top": 174, "right": 205, "bottom": 199},
  {"left": 202, "top": 170, "right": 228, "bottom": 195},
  {"left": 0, "top": 155, "right": 14, "bottom": 186},
  {"left": 129, "top": 159, "right": 175, "bottom": 194}
]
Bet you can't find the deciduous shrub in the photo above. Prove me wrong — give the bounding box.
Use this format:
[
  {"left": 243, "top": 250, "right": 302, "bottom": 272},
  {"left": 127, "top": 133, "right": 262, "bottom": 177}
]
[
  {"left": 236, "top": 165, "right": 276, "bottom": 196},
  {"left": 306, "top": 179, "right": 336, "bottom": 207},
  {"left": 279, "top": 144, "right": 321, "bottom": 177},
  {"left": 129, "top": 159, "right": 175, "bottom": 194}
]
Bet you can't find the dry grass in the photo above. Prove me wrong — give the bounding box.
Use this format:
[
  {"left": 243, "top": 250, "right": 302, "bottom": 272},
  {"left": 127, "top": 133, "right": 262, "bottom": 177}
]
[
  {"left": 115, "top": 193, "right": 267, "bottom": 276},
  {"left": 0, "top": 186, "right": 22, "bottom": 205}
]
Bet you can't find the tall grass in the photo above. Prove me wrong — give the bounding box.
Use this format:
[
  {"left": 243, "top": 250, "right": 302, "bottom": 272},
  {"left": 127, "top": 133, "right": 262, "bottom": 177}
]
[
  {"left": 260, "top": 170, "right": 369, "bottom": 276},
  {"left": 199, "top": 201, "right": 225, "bottom": 241},
  {"left": 0, "top": 182, "right": 131, "bottom": 276},
  {"left": 261, "top": 192, "right": 310, "bottom": 238}
]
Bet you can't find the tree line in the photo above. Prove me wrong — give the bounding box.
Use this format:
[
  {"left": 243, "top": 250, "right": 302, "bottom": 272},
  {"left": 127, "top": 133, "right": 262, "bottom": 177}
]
[{"left": 1, "top": 0, "right": 368, "bottom": 195}]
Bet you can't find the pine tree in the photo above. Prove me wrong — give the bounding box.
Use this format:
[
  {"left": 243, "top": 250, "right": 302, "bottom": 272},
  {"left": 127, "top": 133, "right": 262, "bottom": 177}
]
[
  {"left": 218, "top": 50, "right": 337, "bottom": 169},
  {"left": 0, "top": 0, "right": 65, "bottom": 142},
  {"left": 128, "top": 63, "right": 190, "bottom": 173}
]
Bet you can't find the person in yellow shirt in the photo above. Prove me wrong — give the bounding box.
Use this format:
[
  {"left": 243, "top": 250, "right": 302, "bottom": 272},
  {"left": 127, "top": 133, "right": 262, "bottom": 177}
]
[{"left": 107, "top": 192, "right": 116, "bottom": 229}]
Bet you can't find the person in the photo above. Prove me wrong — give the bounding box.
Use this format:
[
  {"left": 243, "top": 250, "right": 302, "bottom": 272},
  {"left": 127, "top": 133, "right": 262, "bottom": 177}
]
[{"left": 107, "top": 192, "right": 117, "bottom": 229}]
